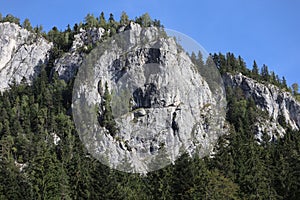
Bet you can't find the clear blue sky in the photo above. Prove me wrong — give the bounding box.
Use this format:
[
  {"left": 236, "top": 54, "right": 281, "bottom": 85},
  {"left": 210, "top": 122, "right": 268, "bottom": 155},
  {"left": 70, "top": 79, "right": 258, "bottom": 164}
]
[{"left": 1, "top": 0, "right": 299, "bottom": 86}]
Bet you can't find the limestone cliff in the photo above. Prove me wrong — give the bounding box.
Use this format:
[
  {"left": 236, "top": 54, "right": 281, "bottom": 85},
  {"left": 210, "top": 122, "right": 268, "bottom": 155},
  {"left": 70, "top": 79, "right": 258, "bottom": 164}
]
[
  {"left": 55, "top": 27, "right": 105, "bottom": 80},
  {"left": 224, "top": 73, "right": 300, "bottom": 138},
  {"left": 0, "top": 22, "right": 52, "bottom": 91},
  {"left": 1, "top": 21, "right": 299, "bottom": 172},
  {"left": 72, "top": 23, "right": 226, "bottom": 173}
]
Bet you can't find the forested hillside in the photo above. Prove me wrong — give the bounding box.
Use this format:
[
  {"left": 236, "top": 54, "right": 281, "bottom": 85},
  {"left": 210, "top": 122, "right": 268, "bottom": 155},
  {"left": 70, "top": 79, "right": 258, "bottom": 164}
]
[{"left": 0, "top": 13, "right": 299, "bottom": 199}]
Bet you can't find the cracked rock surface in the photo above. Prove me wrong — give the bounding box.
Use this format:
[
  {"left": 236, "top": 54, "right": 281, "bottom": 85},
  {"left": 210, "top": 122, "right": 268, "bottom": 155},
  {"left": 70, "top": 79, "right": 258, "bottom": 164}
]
[
  {"left": 72, "top": 24, "right": 226, "bottom": 173},
  {"left": 224, "top": 73, "right": 300, "bottom": 136},
  {"left": 0, "top": 22, "right": 52, "bottom": 91},
  {"left": 54, "top": 27, "right": 105, "bottom": 81}
]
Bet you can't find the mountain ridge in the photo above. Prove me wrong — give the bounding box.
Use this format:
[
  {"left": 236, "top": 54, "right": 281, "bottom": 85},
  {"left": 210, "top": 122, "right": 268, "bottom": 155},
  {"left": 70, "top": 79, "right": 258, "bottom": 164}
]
[
  {"left": 0, "top": 21, "right": 299, "bottom": 137},
  {"left": 0, "top": 15, "right": 300, "bottom": 199}
]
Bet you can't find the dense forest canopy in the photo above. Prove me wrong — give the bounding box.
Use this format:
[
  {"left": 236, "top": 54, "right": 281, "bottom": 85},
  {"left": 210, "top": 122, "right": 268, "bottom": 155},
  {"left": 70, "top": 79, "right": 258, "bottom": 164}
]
[{"left": 0, "top": 12, "right": 299, "bottom": 199}]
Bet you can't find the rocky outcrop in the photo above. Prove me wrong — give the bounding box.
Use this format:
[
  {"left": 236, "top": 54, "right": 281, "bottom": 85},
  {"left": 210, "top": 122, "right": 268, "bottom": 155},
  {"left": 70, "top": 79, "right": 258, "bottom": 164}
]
[
  {"left": 72, "top": 24, "right": 227, "bottom": 173},
  {"left": 255, "top": 119, "right": 285, "bottom": 141},
  {"left": 2, "top": 20, "right": 299, "bottom": 172},
  {"left": 54, "top": 27, "right": 105, "bottom": 80},
  {"left": 224, "top": 73, "right": 300, "bottom": 131},
  {"left": 0, "top": 22, "right": 52, "bottom": 91}
]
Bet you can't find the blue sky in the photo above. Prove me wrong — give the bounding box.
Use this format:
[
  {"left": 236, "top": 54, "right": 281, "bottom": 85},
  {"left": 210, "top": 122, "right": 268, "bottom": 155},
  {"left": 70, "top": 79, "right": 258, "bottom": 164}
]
[{"left": 1, "top": 0, "right": 299, "bottom": 86}]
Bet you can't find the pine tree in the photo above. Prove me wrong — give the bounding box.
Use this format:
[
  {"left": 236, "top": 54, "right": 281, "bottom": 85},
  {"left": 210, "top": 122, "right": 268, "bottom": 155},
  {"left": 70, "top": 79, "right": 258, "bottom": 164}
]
[
  {"left": 99, "top": 12, "right": 106, "bottom": 28},
  {"left": 197, "top": 51, "right": 205, "bottom": 68},
  {"left": 120, "top": 11, "right": 129, "bottom": 25},
  {"left": 136, "top": 13, "right": 152, "bottom": 27},
  {"left": 270, "top": 71, "right": 277, "bottom": 85},
  {"left": 292, "top": 83, "right": 299, "bottom": 95},
  {"left": 206, "top": 169, "right": 239, "bottom": 199},
  {"left": 33, "top": 25, "right": 43, "bottom": 35},
  {"left": 238, "top": 55, "right": 248, "bottom": 75},
  {"left": 22, "top": 18, "right": 32, "bottom": 31},
  {"left": 109, "top": 13, "right": 115, "bottom": 25},
  {"left": 282, "top": 76, "right": 288, "bottom": 89},
  {"left": 261, "top": 64, "right": 270, "bottom": 81},
  {"left": 252, "top": 60, "right": 259, "bottom": 78},
  {"left": 99, "top": 83, "right": 118, "bottom": 137},
  {"left": 84, "top": 13, "right": 98, "bottom": 28},
  {"left": 190, "top": 52, "right": 197, "bottom": 65},
  {"left": 108, "top": 13, "right": 117, "bottom": 36}
]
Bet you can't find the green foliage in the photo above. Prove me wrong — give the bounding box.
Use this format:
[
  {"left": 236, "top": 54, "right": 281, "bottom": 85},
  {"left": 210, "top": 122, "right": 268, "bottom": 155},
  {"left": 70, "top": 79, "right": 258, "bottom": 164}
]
[
  {"left": 261, "top": 64, "right": 270, "bottom": 81},
  {"left": 22, "top": 18, "right": 33, "bottom": 31},
  {"left": 84, "top": 13, "right": 98, "bottom": 28},
  {"left": 98, "top": 82, "right": 118, "bottom": 137},
  {"left": 134, "top": 13, "right": 162, "bottom": 28},
  {"left": 108, "top": 13, "right": 118, "bottom": 36},
  {"left": 210, "top": 87, "right": 300, "bottom": 199},
  {"left": 33, "top": 25, "right": 44, "bottom": 36},
  {"left": 212, "top": 52, "right": 291, "bottom": 90},
  {"left": 252, "top": 60, "right": 259, "bottom": 78},
  {"left": 41, "top": 11, "right": 162, "bottom": 59},
  {"left": 47, "top": 26, "right": 74, "bottom": 53},
  {"left": 292, "top": 83, "right": 299, "bottom": 96},
  {"left": 1, "top": 14, "right": 20, "bottom": 25},
  {"left": 98, "top": 11, "right": 106, "bottom": 28},
  {"left": 120, "top": 11, "right": 129, "bottom": 25},
  {"left": 135, "top": 13, "right": 152, "bottom": 27}
]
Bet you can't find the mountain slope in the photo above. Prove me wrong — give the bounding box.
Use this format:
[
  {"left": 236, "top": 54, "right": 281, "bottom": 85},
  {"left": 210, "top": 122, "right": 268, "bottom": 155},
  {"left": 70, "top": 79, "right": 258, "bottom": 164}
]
[
  {"left": 0, "top": 15, "right": 299, "bottom": 199},
  {"left": 0, "top": 20, "right": 298, "bottom": 135}
]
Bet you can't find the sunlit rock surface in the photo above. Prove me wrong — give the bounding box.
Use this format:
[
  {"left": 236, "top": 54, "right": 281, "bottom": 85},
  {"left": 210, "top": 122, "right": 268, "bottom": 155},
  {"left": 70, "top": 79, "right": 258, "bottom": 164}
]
[{"left": 0, "top": 22, "right": 52, "bottom": 91}]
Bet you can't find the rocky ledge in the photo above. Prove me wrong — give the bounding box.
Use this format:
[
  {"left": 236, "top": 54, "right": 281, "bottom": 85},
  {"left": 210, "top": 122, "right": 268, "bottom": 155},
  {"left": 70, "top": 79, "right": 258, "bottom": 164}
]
[{"left": 224, "top": 73, "right": 300, "bottom": 132}]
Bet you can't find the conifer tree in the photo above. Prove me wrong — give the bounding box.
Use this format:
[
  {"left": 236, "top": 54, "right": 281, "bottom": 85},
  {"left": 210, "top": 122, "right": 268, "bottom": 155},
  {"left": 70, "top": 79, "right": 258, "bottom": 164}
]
[
  {"left": 292, "top": 83, "right": 299, "bottom": 95},
  {"left": 120, "top": 11, "right": 129, "bottom": 25},
  {"left": 22, "top": 18, "right": 32, "bottom": 31},
  {"left": 252, "top": 60, "right": 259, "bottom": 78},
  {"left": 99, "top": 12, "right": 106, "bottom": 28},
  {"left": 99, "top": 83, "right": 118, "bottom": 137},
  {"left": 261, "top": 64, "right": 270, "bottom": 81}
]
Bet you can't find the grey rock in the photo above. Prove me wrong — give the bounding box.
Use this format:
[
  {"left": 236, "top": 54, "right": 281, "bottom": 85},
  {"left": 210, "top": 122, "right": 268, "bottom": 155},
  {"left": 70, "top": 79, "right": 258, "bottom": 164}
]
[
  {"left": 54, "top": 51, "right": 83, "bottom": 81},
  {"left": 0, "top": 22, "right": 52, "bottom": 91},
  {"left": 3, "top": 20, "right": 299, "bottom": 172},
  {"left": 72, "top": 24, "right": 227, "bottom": 173},
  {"left": 224, "top": 73, "right": 300, "bottom": 131},
  {"left": 134, "top": 108, "right": 146, "bottom": 117},
  {"left": 54, "top": 27, "right": 105, "bottom": 81},
  {"left": 255, "top": 119, "right": 285, "bottom": 142}
]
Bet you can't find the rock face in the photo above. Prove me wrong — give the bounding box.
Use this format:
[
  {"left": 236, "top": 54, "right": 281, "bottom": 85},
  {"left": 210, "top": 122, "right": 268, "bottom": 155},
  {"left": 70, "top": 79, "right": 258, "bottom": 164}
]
[
  {"left": 0, "top": 22, "right": 52, "bottom": 91},
  {"left": 224, "top": 73, "right": 300, "bottom": 132},
  {"left": 1, "top": 21, "right": 299, "bottom": 172},
  {"left": 72, "top": 23, "right": 226, "bottom": 173},
  {"left": 255, "top": 120, "right": 286, "bottom": 141},
  {"left": 55, "top": 27, "right": 105, "bottom": 80}
]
